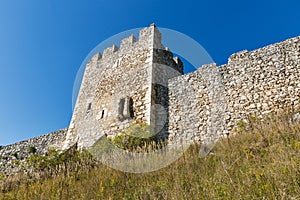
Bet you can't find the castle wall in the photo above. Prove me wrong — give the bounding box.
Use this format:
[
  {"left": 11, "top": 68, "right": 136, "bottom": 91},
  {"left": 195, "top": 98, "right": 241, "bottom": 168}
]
[
  {"left": 0, "top": 129, "right": 67, "bottom": 175},
  {"left": 168, "top": 36, "right": 300, "bottom": 144}
]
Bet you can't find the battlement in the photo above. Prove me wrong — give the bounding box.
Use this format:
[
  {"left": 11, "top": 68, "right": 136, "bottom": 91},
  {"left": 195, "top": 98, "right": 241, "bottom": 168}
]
[
  {"left": 91, "top": 24, "right": 166, "bottom": 62},
  {"left": 91, "top": 52, "right": 102, "bottom": 61},
  {"left": 120, "top": 34, "right": 137, "bottom": 49},
  {"left": 103, "top": 44, "right": 119, "bottom": 58}
]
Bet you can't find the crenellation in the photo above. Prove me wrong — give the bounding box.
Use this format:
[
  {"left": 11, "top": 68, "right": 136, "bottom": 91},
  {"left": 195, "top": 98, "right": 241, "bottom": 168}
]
[
  {"left": 103, "top": 44, "right": 119, "bottom": 58},
  {"left": 120, "top": 34, "right": 137, "bottom": 50},
  {"left": 91, "top": 52, "right": 102, "bottom": 62}
]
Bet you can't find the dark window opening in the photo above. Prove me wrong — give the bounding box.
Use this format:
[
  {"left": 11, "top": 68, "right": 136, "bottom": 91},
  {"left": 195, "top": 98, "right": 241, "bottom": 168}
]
[
  {"left": 87, "top": 103, "right": 92, "bottom": 111},
  {"left": 101, "top": 109, "right": 105, "bottom": 119},
  {"left": 129, "top": 98, "right": 134, "bottom": 118}
]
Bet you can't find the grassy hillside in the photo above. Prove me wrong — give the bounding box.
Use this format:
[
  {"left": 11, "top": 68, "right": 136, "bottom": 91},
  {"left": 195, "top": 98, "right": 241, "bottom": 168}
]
[{"left": 1, "top": 111, "right": 300, "bottom": 199}]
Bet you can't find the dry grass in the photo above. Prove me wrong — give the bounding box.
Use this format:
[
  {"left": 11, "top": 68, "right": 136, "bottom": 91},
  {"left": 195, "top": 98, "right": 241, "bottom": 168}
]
[{"left": 1, "top": 111, "right": 300, "bottom": 199}]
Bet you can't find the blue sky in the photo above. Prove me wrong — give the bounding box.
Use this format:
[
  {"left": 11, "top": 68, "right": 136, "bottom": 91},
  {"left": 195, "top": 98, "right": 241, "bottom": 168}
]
[{"left": 0, "top": 0, "right": 299, "bottom": 145}]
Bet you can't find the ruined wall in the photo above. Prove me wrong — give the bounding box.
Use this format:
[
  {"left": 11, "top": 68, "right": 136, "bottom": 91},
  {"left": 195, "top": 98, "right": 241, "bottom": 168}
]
[
  {"left": 168, "top": 36, "right": 300, "bottom": 144},
  {"left": 0, "top": 129, "right": 67, "bottom": 175}
]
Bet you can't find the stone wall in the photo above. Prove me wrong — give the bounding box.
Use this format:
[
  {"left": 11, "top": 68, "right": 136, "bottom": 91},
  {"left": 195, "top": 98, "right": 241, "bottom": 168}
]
[
  {"left": 168, "top": 36, "right": 300, "bottom": 144},
  {"left": 0, "top": 129, "right": 67, "bottom": 175}
]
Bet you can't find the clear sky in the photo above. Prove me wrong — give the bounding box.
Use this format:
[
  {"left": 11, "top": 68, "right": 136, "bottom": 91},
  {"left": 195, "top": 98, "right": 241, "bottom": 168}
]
[{"left": 0, "top": 0, "right": 299, "bottom": 146}]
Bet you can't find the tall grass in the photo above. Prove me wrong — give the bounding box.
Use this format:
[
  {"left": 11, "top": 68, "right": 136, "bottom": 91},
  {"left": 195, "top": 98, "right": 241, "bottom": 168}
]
[{"left": 1, "top": 110, "right": 300, "bottom": 199}]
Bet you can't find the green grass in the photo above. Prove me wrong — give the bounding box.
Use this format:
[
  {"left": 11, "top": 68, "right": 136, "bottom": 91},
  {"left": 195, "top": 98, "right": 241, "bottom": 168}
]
[{"left": 1, "top": 111, "right": 300, "bottom": 199}]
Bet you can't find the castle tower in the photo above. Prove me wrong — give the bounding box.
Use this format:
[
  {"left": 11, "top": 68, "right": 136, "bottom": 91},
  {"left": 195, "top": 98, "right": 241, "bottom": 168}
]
[{"left": 63, "top": 24, "right": 183, "bottom": 150}]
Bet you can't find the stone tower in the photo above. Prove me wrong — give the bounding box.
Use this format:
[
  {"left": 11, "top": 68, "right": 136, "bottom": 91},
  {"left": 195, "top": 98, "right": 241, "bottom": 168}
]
[{"left": 63, "top": 24, "right": 183, "bottom": 150}]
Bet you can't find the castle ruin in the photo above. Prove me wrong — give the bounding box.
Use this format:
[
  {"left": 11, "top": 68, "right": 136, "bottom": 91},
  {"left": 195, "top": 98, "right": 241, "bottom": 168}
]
[{"left": 1, "top": 24, "right": 300, "bottom": 174}]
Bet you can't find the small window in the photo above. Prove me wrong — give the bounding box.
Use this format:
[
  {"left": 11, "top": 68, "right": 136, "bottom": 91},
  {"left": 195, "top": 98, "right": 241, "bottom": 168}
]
[
  {"left": 87, "top": 103, "right": 92, "bottom": 112},
  {"left": 101, "top": 109, "right": 105, "bottom": 119},
  {"left": 97, "top": 109, "right": 106, "bottom": 120}
]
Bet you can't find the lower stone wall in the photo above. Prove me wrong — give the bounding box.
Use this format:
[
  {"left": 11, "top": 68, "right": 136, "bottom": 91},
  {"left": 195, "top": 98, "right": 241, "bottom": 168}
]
[{"left": 0, "top": 129, "right": 67, "bottom": 175}]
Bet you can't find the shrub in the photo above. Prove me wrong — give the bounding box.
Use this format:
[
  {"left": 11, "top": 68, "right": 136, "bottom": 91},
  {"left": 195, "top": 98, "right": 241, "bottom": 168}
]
[
  {"left": 28, "top": 146, "right": 37, "bottom": 154},
  {"left": 109, "top": 123, "right": 164, "bottom": 151}
]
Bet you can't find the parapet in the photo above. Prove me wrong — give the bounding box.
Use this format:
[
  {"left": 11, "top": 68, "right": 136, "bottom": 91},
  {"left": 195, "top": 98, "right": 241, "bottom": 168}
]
[
  {"left": 103, "top": 44, "right": 119, "bottom": 58},
  {"left": 89, "top": 24, "right": 165, "bottom": 62},
  {"left": 120, "top": 35, "right": 137, "bottom": 49},
  {"left": 91, "top": 53, "right": 102, "bottom": 62}
]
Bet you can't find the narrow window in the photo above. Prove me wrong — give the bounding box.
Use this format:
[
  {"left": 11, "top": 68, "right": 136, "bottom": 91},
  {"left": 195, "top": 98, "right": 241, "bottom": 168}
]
[
  {"left": 101, "top": 109, "right": 105, "bottom": 119},
  {"left": 97, "top": 109, "right": 106, "bottom": 120},
  {"left": 129, "top": 98, "right": 134, "bottom": 118},
  {"left": 87, "top": 103, "right": 92, "bottom": 112}
]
